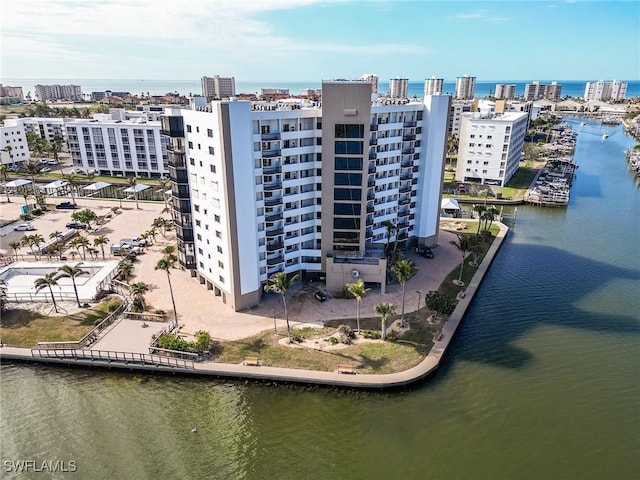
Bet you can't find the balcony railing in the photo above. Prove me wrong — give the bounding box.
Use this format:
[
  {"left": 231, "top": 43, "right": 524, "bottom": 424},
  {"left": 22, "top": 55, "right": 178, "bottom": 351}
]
[
  {"left": 262, "top": 149, "right": 282, "bottom": 158},
  {"left": 266, "top": 241, "right": 284, "bottom": 251},
  {"left": 267, "top": 255, "right": 284, "bottom": 266},
  {"left": 402, "top": 148, "right": 415, "bottom": 155},
  {"left": 264, "top": 196, "right": 282, "bottom": 206},
  {"left": 261, "top": 132, "right": 281, "bottom": 141},
  {"left": 403, "top": 121, "right": 417, "bottom": 128},
  {"left": 263, "top": 182, "right": 282, "bottom": 191},
  {"left": 403, "top": 134, "right": 416, "bottom": 141},
  {"left": 263, "top": 165, "right": 282, "bottom": 175},
  {"left": 266, "top": 227, "right": 284, "bottom": 237}
]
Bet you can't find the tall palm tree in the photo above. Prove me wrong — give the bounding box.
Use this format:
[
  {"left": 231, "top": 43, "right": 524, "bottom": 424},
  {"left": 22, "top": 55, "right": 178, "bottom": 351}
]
[
  {"left": 50, "top": 136, "right": 63, "bottom": 164},
  {"left": 0, "top": 164, "right": 11, "bottom": 202},
  {"left": 93, "top": 235, "right": 109, "bottom": 260},
  {"left": 23, "top": 159, "right": 41, "bottom": 193},
  {"left": 161, "top": 244, "right": 177, "bottom": 261},
  {"left": 157, "top": 178, "right": 171, "bottom": 212},
  {"left": 130, "top": 281, "right": 149, "bottom": 311},
  {"left": 34, "top": 272, "right": 60, "bottom": 313},
  {"left": 450, "top": 233, "right": 473, "bottom": 286},
  {"left": 473, "top": 205, "right": 487, "bottom": 234},
  {"left": 28, "top": 234, "right": 45, "bottom": 260},
  {"left": 62, "top": 174, "right": 79, "bottom": 204},
  {"left": 375, "top": 302, "right": 396, "bottom": 341},
  {"left": 381, "top": 220, "right": 397, "bottom": 255},
  {"left": 155, "top": 255, "right": 178, "bottom": 327},
  {"left": 8, "top": 240, "right": 21, "bottom": 259},
  {"left": 127, "top": 177, "right": 140, "bottom": 209},
  {"left": 117, "top": 259, "right": 134, "bottom": 281},
  {"left": 264, "top": 271, "right": 299, "bottom": 342},
  {"left": 152, "top": 217, "right": 168, "bottom": 237},
  {"left": 391, "top": 259, "right": 418, "bottom": 324},
  {"left": 56, "top": 263, "right": 89, "bottom": 308},
  {"left": 346, "top": 279, "right": 370, "bottom": 334}
]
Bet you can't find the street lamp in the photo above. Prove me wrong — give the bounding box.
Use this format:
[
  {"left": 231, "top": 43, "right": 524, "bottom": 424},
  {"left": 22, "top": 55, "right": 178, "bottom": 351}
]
[{"left": 416, "top": 290, "right": 421, "bottom": 311}]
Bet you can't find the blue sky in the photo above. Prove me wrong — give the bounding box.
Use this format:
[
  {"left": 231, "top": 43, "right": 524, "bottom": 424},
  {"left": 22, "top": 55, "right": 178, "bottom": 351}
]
[{"left": 1, "top": 0, "right": 638, "bottom": 82}]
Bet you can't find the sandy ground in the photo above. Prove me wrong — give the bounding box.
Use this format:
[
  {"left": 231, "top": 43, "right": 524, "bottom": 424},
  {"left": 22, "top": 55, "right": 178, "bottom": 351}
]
[{"left": 1, "top": 195, "right": 466, "bottom": 342}]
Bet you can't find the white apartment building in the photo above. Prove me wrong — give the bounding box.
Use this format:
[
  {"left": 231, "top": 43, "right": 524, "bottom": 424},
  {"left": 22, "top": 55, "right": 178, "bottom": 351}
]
[
  {"left": 361, "top": 74, "right": 379, "bottom": 94},
  {"left": 584, "top": 80, "right": 628, "bottom": 101},
  {"left": 201, "top": 76, "right": 236, "bottom": 100},
  {"left": 65, "top": 114, "right": 169, "bottom": 178},
  {"left": 495, "top": 84, "right": 516, "bottom": 100},
  {"left": 1, "top": 120, "right": 31, "bottom": 165},
  {"left": 35, "top": 84, "right": 82, "bottom": 102},
  {"left": 447, "top": 100, "right": 473, "bottom": 135},
  {"left": 455, "top": 75, "right": 476, "bottom": 100},
  {"left": 424, "top": 77, "right": 444, "bottom": 96},
  {"left": 524, "top": 81, "right": 562, "bottom": 101},
  {"left": 162, "top": 81, "right": 450, "bottom": 311},
  {"left": 456, "top": 111, "right": 528, "bottom": 187},
  {"left": 389, "top": 77, "right": 409, "bottom": 99},
  {"left": 11, "top": 117, "right": 66, "bottom": 147}
]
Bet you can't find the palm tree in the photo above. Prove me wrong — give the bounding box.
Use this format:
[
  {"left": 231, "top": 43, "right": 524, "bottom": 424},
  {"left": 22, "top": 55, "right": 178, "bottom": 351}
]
[
  {"left": 264, "top": 271, "right": 299, "bottom": 342},
  {"left": 0, "top": 164, "right": 11, "bottom": 202},
  {"left": 127, "top": 177, "right": 140, "bottom": 209},
  {"left": 117, "top": 259, "right": 134, "bottom": 281},
  {"left": 130, "top": 281, "right": 149, "bottom": 311},
  {"left": 49, "top": 231, "right": 63, "bottom": 241},
  {"left": 161, "top": 244, "right": 177, "bottom": 262},
  {"left": 157, "top": 178, "right": 171, "bottom": 212},
  {"left": 29, "top": 234, "right": 45, "bottom": 260},
  {"left": 69, "top": 235, "right": 90, "bottom": 260},
  {"left": 483, "top": 207, "right": 500, "bottom": 232},
  {"left": 391, "top": 259, "right": 418, "bottom": 324},
  {"left": 0, "top": 279, "right": 8, "bottom": 312},
  {"left": 381, "top": 220, "right": 397, "bottom": 255},
  {"left": 8, "top": 240, "right": 21, "bottom": 259},
  {"left": 346, "top": 279, "right": 370, "bottom": 334},
  {"left": 56, "top": 263, "right": 89, "bottom": 308},
  {"left": 93, "top": 235, "right": 109, "bottom": 260},
  {"left": 155, "top": 255, "right": 178, "bottom": 327},
  {"left": 152, "top": 217, "right": 168, "bottom": 237},
  {"left": 23, "top": 159, "right": 41, "bottom": 193},
  {"left": 50, "top": 136, "right": 63, "bottom": 164},
  {"left": 375, "top": 302, "right": 396, "bottom": 341},
  {"left": 62, "top": 174, "right": 79, "bottom": 204},
  {"left": 34, "top": 272, "right": 60, "bottom": 313},
  {"left": 473, "top": 205, "right": 487, "bottom": 234},
  {"left": 450, "top": 233, "right": 473, "bottom": 286}
]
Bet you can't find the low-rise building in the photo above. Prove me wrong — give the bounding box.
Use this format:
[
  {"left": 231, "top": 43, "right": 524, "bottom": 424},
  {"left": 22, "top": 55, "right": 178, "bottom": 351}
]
[{"left": 1, "top": 119, "right": 31, "bottom": 165}]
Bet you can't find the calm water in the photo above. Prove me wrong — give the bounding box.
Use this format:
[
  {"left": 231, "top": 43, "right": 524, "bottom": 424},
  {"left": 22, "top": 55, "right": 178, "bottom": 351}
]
[
  {"left": 3, "top": 78, "right": 640, "bottom": 99},
  {"left": 1, "top": 119, "right": 639, "bottom": 480}
]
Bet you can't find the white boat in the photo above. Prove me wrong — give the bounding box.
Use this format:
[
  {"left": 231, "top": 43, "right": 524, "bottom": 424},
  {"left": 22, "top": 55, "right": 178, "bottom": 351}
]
[
  {"left": 580, "top": 122, "right": 586, "bottom": 126},
  {"left": 602, "top": 133, "right": 609, "bottom": 140}
]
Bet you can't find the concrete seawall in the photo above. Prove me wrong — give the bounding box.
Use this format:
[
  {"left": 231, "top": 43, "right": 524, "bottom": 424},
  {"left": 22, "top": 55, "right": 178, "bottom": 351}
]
[{"left": 0, "top": 223, "right": 508, "bottom": 390}]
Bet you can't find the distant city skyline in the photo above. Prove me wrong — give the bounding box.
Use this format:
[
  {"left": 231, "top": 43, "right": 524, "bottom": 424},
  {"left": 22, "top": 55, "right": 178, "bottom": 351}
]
[{"left": 1, "top": 1, "right": 638, "bottom": 82}]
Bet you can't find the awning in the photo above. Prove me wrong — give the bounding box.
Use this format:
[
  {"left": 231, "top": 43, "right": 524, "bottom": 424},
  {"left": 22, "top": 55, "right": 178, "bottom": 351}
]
[
  {"left": 44, "top": 180, "right": 69, "bottom": 189},
  {"left": 441, "top": 198, "right": 460, "bottom": 210},
  {"left": 123, "top": 184, "right": 151, "bottom": 193},
  {"left": 83, "top": 182, "right": 112, "bottom": 191},
  {"left": 5, "top": 179, "right": 32, "bottom": 188}
]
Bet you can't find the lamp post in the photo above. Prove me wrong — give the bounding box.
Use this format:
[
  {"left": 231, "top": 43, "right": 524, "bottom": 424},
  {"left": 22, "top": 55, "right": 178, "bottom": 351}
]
[{"left": 416, "top": 290, "right": 421, "bottom": 311}]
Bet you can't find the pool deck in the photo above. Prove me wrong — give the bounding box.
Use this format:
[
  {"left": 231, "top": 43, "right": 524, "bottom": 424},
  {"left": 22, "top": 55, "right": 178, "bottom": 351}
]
[{"left": 0, "top": 221, "right": 508, "bottom": 390}]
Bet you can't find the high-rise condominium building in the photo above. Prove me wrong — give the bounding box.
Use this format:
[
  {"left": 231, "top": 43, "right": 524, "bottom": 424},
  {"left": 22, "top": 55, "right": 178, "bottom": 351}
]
[
  {"left": 66, "top": 113, "right": 169, "bottom": 178},
  {"left": 161, "top": 80, "right": 451, "bottom": 312},
  {"left": 0, "top": 85, "right": 24, "bottom": 100},
  {"left": 35, "top": 84, "right": 82, "bottom": 101},
  {"left": 389, "top": 77, "right": 409, "bottom": 99},
  {"left": 424, "top": 76, "right": 444, "bottom": 96},
  {"left": 455, "top": 111, "right": 529, "bottom": 187},
  {"left": 361, "top": 74, "right": 379, "bottom": 94},
  {"left": 524, "top": 81, "right": 562, "bottom": 101},
  {"left": 583, "top": 80, "right": 628, "bottom": 101},
  {"left": 201, "top": 76, "right": 236, "bottom": 100},
  {"left": 495, "top": 84, "right": 516, "bottom": 100},
  {"left": 455, "top": 75, "right": 476, "bottom": 100},
  {"left": 0, "top": 119, "right": 31, "bottom": 165}
]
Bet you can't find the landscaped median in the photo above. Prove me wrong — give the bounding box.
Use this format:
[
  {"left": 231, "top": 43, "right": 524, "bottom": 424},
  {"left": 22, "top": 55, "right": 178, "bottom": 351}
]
[{"left": 0, "top": 222, "right": 509, "bottom": 389}]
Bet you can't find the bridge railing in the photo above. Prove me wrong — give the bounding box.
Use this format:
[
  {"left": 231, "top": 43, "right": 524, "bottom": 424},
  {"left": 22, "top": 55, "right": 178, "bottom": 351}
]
[{"left": 30, "top": 348, "right": 195, "bottom": 369}]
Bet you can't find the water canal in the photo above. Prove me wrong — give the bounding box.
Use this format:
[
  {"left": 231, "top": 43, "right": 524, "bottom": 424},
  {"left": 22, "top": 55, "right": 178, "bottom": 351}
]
[{"left": 1, "top": 118, "right": 638, "bottom": 479}]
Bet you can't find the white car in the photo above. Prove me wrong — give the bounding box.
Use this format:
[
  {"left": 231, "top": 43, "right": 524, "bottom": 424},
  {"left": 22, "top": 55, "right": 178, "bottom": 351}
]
[
  {"left": 14, "top": 223, "right": 36, "bottom": 231},
  {"left": 40, "top": 167, "right": 52, "bottom": 173}
]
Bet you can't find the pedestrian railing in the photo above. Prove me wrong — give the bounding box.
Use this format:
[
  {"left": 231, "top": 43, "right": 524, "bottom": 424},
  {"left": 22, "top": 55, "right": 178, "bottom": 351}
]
[{"left": 30, "top": 348, "right": 195, "bottom": 369}]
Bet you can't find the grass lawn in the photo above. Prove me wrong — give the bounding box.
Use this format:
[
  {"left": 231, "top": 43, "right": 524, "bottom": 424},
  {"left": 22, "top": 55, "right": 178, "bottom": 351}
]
[{"left": 0, "top": 297, "right": 121, "bottom": 347}]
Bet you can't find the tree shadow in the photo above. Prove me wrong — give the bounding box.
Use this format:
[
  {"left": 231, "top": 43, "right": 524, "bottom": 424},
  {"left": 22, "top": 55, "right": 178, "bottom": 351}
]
[{"left": 0, "top": 308, "right": 45, "bottom": 328}]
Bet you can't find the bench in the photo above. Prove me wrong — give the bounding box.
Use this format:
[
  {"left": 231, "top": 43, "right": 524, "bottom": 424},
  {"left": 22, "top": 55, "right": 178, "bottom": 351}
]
[
  {"left": 243, "top": 357, "right": 261, "bottom": 366},
  {"left": 338, "top": 365, "right": 357, "bottom": 375}
]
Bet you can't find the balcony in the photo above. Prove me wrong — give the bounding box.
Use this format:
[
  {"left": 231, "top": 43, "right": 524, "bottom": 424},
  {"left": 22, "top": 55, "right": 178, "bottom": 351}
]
[
  {"left": 263, "top": 181, "right": 282, "bottom": 191},
  {"left": 370, "top": 124, "right": 378, "bottom": 131},
  {"left": 266, "top": 227, "right": 284, "bottom": 237},
  {"left": 403, "top": 121, "right": 417, "bottom": 128},
  {"left": 403, "top": 134, "right": 416, "bottom": 141},
  {"left": 267, "top": 255, "right": 284, "bottom": 266},
  {"left": 263, "top": 164, "right": 281, "bottom": 175},
  {"left": 266, "top": 241, "right": 284, "bottom": 251},
  {"left": 262, "top": 149, "right": 282, "bottom": 158},
  {"left": 400, "top": 173, "right": 412, "bottom": 181},
  {"left": 261, "top": 132, "right": 281, "bottom": 141},
  {"left": 401, "top": 159, "right": 413, "bottom": 168},
  {"left": 265, "top": 212, "right": 282, "bottom": 222},
  {"left": 369, "top": 138, "right": 377, "bottom": 145},
  {"left": 402, "top": 148, "right": 415, "bottom": 155},
  {"left": 399, "top": 209, "right": 410, "bottom": 217},
  {"left": 264, "top": 196, "right": 282, "bottom": 206},
  {"left": 399, "top": 185, "right": 411, "bottom": 193}
]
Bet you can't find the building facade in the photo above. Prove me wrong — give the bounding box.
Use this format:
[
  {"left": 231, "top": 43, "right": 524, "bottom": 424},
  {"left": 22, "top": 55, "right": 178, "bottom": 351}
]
[
  {"left": 201, "top": 76, "right": 236, "bottom": 100},
  {"left": 524, "top": 81, "right": 562, "bottom": 101},
  {"left": 65, "top": 115, "right": 169, "bottom": 178},
  {"left": 495, "top": 84, "right": 516, "bottom": 100},
  {"left": 424, "top": 77, "right": 444, "bottom": 96},
  {"left": 360, "top": 74, "right": 379, "bottom": 94},
  {"left": 35, "top": 84, "right": 82, "bottom": 102},
  {"left": 455, "top": 75, "right": 476, "bottom": 100},
  {"left": 455, "top": 111, "right": 528, "bottom": 187},
  {"left": 162, "top": 81, "right": 450, "bottom": 311},
  {"left": 1, "top": 119, "right": 31, "bottom": 165},
  {"left": 389, "top": 77, "right": 409, "bottom": 99},
  {"left": 584, "top": 80, "right": 628, "bottom": 101}
]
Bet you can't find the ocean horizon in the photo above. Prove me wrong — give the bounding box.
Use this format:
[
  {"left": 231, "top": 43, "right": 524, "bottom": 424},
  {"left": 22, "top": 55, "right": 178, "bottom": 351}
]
[{"left": 3, "top": 78, "right": 639, "bottom": 99}]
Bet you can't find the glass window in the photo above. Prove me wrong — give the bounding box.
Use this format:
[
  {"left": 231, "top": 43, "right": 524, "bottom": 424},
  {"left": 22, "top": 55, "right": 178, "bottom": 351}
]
[
  {"left": 334, "top": 188, "right": 361, "bottom": 201},
  {"left": 335, "top": 141, "right": 363, "bottom": 154},
  {"left": 334, "top": 173, "right": 362, "bottom": 185},
  {"left": 335, "top": 157, "right": 363, "bottom": 170},
  {"left": 333, "top": 231, "right": 359, "bottom": 243},
  {"left": 335, "top": 124, "right": 364, "bottom": 138},
  {"left": 334, "top": 203, "right": 361, "bottom": 215},
  {"left": 334, "top": 218, "right": 360, "bottom": 229}
]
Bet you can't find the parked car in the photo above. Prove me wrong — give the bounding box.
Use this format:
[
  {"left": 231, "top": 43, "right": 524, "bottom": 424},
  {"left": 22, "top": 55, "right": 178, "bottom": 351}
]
[
  {"left": 314, "top": 291, "right": 327, "bottom": 302},
  {"left": 14, "top": 222, "right": 36, "bottom": 231},
  {"left": 70, "top": 168, "right": 86, "bottom": 174},
  {"left": 39, "top": 167, "right": 52, "bottom": 173},
  {"left": 45, "top": 159, "right": 59, "bottom": 165},
  {"left": 416, "top": 245, "right": 435, "bottom": 258},
  {"left": 66, "top": 221, "right": 88, "bottom": 229},
  {"left": 56, "top": 202, "right": 78, "bottom": 209}
]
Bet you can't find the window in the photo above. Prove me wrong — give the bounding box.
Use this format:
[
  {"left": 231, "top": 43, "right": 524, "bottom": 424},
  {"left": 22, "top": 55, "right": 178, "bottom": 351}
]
[
  {"left": 210, "top": 164, "right": 216, "bottom": 173},
  {"left": 334, "top": 141, "right": 363, "bottom": 154},
  {"left": 218, "top": 261, "right": 224, "bottom": 268},
  {"left": 334, "top": 218, "right": 360, "bottom": 229},
  {"left": 209, "top": 146, "right": 215, "bottom": 155},
  {"left": 334, "top": 203, "right": 361, "bottom": 215},
  {"left": 219, "top": 276, "right": 224, "bottom": 283},
  {"left": 335, "top": 157, "right": 363, "bottom": 170},
  {"left": 188, "top": 141, "right": 193, "bottom": 149},
  {"left": 334, "top": 188, "right": 361, "bottom": 201},
  {"left": 334, "top": 173, "right": 362, "bottom": 185},
  {"left": 187, "top": 125, "right": 192, "bottom": 133},
  {"left": 215, "top": 230, "right": 222, "bottom": 239},
  {"left": 333, "top": 231, "right": 359, "bottom": 243},
  {"left": 217, "top": 245, "right": 223, "bottom": 253},
  {"left": 335, "top": 124, "right": 364, "bottom": 138},
  {"left": 214, "top": 215, "right": 220, "bottom": 223},
  {"left": 207, "top": 129, "right": 213, "bottom": 138}
]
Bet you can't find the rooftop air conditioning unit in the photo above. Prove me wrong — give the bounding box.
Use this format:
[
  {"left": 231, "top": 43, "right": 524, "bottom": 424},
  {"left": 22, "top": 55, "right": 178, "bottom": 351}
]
[{"left": 352, "top": 270, "right": 360, "bottom": 278}]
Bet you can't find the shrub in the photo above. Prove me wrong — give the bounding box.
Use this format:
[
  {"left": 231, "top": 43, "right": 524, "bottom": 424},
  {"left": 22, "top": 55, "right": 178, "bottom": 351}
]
[
  {"left": 19, "top": 213, "right": 33, "bottom": 221},
  {"left": 327, "top": 336, "right": 339, "bottom": 345},
  {"left": 291, "top": 334, "right": 304, "bottom": 343},
  {"left": 154, "top": 309, "right": 166, "bottom": 317},
  {"left": 362, "top": 330, "right": 381, "bottom": 339},
  {"left": 387, "top": 330, "right": 398, "bottom": 341}
]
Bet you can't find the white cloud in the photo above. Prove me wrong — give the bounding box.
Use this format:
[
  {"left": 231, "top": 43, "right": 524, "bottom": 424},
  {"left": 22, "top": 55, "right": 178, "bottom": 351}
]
[{"left": 453, "top": 9, "right": 507, "bottom": 23}]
